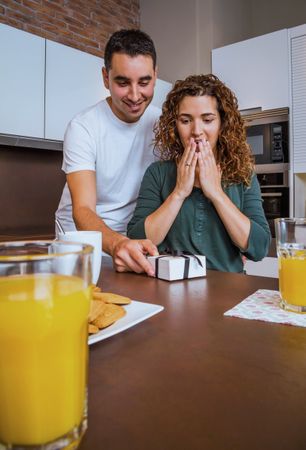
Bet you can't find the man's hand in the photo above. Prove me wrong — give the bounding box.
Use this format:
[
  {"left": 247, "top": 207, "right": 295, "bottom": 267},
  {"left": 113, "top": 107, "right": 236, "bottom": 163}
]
[{"left": 112, "top": 237, "right": 159, "bottom": 276}]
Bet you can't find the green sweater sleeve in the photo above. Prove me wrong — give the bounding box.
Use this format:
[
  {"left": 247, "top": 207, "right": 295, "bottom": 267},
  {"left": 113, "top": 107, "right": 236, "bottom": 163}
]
[
  {"left": 127, "top": 162, "right": 163, "bottom": 239},
  {"left": 241, "top": 174, "right": 271, "bottom": 261}
]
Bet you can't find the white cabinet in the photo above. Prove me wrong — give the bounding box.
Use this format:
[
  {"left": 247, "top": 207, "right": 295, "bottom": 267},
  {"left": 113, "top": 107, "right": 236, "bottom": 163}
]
[
  {"left": 45, "top": 41, "right": 172, "bottom": 141},
  {"left": 289, "top": 24, "right": 306, "bottom": 216},
  {"left": 244, "top": 257, "right": 278, "bottom": 278},
  {"left": 212, "top": 29, "right": 289, "bottom": 111},
  {"left": 0, "top": 23, "right": 45, "bottom": 138},
  {"left": 45, "top": 41, "right": 109, "bottom": 141},
  {"left": 0, "top": 23, "right": 171, "bottom": 142},
  {"left": 289, "top": 24, "right": 306, "bottom": 174},
  {"left": 152, "top": 78, "right": 172, "bottom": 109}
]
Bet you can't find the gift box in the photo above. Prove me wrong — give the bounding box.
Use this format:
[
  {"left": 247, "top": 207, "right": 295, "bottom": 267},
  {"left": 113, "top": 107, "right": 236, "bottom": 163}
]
[{"left": 147, "top": 254, "right": 206, "bottom": 281}]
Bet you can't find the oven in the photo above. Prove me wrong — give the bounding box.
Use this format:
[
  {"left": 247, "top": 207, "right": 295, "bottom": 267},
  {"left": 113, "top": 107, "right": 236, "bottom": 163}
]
[{"left": 256, "top": 164, "right": 290, "bottom": 238}]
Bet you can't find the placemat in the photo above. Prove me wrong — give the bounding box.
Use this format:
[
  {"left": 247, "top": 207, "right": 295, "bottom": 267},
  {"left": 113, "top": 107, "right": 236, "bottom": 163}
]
[{"left": 224, "top": 289, "right": 306, "bottom": 327}]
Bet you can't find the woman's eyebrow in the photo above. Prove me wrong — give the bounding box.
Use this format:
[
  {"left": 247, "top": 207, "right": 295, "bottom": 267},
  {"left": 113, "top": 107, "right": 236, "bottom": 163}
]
[
  {"left": 178, "top": 113, "right": 192, "bottom": 117},
  {"left": 178, "top": 112, "right": 217, "bottom": 117}
]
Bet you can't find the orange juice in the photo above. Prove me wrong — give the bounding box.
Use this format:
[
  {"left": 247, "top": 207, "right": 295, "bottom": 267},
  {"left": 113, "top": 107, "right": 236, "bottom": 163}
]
[
  {"left": 278, "top": 249, "right": 306, "bottom": 310},
  {"left": 0, "top": 274, "right": 90, "bottom": 446}
]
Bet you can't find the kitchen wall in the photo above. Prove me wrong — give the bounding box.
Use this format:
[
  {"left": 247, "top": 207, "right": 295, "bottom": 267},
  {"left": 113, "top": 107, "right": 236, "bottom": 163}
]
[
  {"left": 0, "top": 0, "right": 139, "bottom": 58},
  {"left": 250, "top": 0, "right": 306, "bottom": 38},
  {"left": 140, "top": 0, "right": 306, "bottom": 82}
]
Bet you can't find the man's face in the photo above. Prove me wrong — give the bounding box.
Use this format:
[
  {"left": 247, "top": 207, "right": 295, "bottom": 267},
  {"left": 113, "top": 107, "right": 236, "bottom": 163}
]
[{"left": 102, "top": 53, "right": 157, "bottom": 123}]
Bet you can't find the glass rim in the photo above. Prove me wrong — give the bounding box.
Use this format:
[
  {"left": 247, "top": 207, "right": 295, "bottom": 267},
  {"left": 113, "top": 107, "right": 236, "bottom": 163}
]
[
  {"left": 0, "top": 240, "right": 93, "bottom": 263},
  {"left": 274, "top": 217, "right": 306, "bottom": 224}
]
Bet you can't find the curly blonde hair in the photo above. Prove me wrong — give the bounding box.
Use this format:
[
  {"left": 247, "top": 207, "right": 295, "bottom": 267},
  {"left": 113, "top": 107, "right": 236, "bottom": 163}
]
[{"left": 154, "top": 74, "right": 254, "bottom": 186}]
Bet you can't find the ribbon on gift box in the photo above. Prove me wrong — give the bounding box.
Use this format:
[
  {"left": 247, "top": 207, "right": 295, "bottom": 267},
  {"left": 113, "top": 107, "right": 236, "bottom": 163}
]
[{"left": 154, "top": 250, "right": 203, "bottom": 279}]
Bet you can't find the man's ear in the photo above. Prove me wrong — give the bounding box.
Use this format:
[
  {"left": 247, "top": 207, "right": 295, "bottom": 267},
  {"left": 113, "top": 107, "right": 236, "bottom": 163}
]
[{"left": 102, "top": 67, "right": 110, "bottom": 89}]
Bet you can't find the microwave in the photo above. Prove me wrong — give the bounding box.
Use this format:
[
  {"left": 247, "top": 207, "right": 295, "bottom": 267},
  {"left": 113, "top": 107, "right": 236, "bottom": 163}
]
[{"left": 244, "top": 109, "right": 289, "bottom": 165}]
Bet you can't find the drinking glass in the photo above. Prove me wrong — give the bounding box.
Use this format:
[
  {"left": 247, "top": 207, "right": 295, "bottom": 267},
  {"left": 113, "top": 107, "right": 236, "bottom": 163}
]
[
  {"left": 275, "top": 218, "right": 306, "bottom": 313},
  {"left": 0, "top": 240, "right": 93, "bottom": 449}
]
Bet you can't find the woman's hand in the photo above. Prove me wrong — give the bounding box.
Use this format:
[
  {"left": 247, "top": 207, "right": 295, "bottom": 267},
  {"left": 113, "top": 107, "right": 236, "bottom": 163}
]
[
  {"left": 197, "top": 140, "right": 251, "bottom": 250},
  {"left": 197, "top": 140, "right": 223, "bottom": 201},
  {"left": 174, "top": 138, "right": 198, "bottom": 200}
]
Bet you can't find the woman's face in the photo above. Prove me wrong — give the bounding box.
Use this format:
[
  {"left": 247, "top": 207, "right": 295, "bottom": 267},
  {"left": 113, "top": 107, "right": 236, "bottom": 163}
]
[{"left": 176, "top": 95, "right": 221, "bottom": 153}]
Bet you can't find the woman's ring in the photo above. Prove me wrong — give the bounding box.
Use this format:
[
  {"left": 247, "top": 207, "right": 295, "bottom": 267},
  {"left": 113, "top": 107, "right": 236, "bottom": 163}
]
[{"left": 185, "top": 163, "right": 190, "bottom": 167}]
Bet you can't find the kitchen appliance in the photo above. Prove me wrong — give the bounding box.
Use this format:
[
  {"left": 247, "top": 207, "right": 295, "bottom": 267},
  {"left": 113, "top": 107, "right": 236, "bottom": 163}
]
[
  {"left": 242, "top": 108, "right": 290, "bottom": 237},
  {"left": 243, "top": 108, "right": 289, "bottom": 165},
  {"left": 256, "top": 163, "right": 290, "bottom": 238}
]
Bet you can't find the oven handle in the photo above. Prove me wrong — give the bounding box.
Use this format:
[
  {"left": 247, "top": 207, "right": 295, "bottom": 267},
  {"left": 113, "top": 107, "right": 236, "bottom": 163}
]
[{"left": 261, "top": 192, "right": 282, "bottom": 197}]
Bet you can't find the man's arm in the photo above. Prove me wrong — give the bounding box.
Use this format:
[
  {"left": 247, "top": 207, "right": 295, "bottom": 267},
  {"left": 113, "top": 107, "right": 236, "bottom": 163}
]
[{"left": 67, "top": 170, "right": 157, "bottom": 275}]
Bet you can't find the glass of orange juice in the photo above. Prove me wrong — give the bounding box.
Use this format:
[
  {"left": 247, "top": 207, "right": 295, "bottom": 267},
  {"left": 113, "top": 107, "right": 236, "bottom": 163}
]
[
  {"left": 0, "top": 240, "right": 93, "bottom": 449},
  {"left": 275, "top": 218, "right": 306, "bottom": 313}
]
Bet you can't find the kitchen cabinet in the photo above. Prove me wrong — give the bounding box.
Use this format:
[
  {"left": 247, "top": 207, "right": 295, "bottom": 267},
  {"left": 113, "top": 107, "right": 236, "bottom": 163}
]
[
  {"left": 45, "top": 41, "right": 108, "bottom": 141},
  {"left": 289, "top": 24, "right": 306, "bottom": 216},
  {"left": 0, "top": 23, "right": 172, "bottom": 143},
  {"left": 45, "top": 41, "right": 172, "bottom": 141},
  {"left": 211, "top": 29, "right": 289, "bottom": 111},
  {"left": 244, "top": 257, "right": 278, "bottom": 278},
  {"left": 152, "top": 78, "right": 172, "bottom": 108},
  {"left": 0, "top": 23, "right": 45, "bottom": 138},
  {"left": 289, "top": 24, "right": 306, "bottom": 174}
]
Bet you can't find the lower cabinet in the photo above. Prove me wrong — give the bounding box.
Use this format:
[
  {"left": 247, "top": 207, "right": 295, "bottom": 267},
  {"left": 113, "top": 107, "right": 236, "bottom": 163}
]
[{"left": 244, "top": 257, "right": 278, "bottom": 279}]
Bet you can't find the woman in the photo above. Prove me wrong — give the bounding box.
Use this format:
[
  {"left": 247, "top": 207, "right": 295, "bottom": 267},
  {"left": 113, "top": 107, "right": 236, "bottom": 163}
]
[{"left": 127, "top": 74, "right": 271, "bottom": 272}]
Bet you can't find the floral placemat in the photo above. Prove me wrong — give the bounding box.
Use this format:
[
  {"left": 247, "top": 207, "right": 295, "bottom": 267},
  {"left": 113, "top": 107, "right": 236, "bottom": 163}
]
[{"left": 224, "top": 289, "right": 306, "bottom": 327}]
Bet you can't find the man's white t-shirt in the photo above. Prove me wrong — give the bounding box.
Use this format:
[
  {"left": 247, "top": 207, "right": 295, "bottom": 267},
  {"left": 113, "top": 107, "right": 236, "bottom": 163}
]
[{"left": 56, "top": 99, "right": 161, "bottom": 233}]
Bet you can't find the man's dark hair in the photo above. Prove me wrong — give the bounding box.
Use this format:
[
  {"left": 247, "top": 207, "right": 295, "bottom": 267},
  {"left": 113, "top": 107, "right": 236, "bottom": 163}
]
[{"left": 104, "top": 29, "right": 156, "bottom": 72}]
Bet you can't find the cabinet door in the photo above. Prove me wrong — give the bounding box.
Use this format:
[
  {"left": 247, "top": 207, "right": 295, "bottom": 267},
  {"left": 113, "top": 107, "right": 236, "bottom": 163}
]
[
  {"left": 0, "top": 23, "right": 45, "bottom": 138},
  {"left": 45, "top": 40, "right": 108, "bottom": 141},
  {"left": 152, "top": 78, "right": 172, "bottom": 108},
  {"left": 289, "top": 25, "right": 306, "bottom": 174},
  {"left": 212, "top": 29, "right": 289, "bottom": 111}
]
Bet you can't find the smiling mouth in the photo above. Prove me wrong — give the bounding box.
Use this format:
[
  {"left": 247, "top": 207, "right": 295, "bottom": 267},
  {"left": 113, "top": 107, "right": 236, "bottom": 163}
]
[{"left": 124, "top": 101, "right": 144, "bottom": 110}]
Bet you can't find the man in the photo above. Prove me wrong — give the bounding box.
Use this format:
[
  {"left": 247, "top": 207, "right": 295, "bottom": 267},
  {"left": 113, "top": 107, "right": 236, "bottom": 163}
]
[{"left": 56, "top": 29, "right": 161, "bottom": 275}]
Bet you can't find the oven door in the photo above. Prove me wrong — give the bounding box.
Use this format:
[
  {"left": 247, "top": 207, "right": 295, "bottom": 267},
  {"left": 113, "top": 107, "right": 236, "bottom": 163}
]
[{"left": 261, "top": 188, "right": 289, "bottom": 237}]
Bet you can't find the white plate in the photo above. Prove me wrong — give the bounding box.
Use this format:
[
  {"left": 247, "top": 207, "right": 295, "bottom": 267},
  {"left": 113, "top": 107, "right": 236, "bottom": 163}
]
[{"left": 88, "top": 300, "right": 164, "bottom": 345}]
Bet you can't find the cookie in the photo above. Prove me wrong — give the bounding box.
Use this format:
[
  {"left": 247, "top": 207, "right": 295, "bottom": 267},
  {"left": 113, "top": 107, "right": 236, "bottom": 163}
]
[
  {"left": 88, "top": 323, "right": 99, "bottom": 334},
  {"left": 89, "top": 299, "right": 106, "bottom": 323},
  {"left": 92, "top": 291, "right": 131, "bottom": 305},
  {"left": 92, "top": 285, "right": 102, "bottom": 293},
  {"left": 92, "top": 303, "right": 126, "bottom": 328}
]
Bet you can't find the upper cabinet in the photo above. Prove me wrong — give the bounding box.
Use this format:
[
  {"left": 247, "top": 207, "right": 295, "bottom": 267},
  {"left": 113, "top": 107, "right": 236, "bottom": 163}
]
[
  {"left": 212, "top": 29, "right": 289, "bottom": 111},
  {"left": 152, "top": 79, "right": 172, "bottom": 109},
  {"left": 0, "top": 23, "right": 172, "bottom": 143},
  {"left": 45, "top": 41, "right": 108, "bottom": 141},
  {"left": 0, "top": 24, "right": 45, "bottom": 138}
]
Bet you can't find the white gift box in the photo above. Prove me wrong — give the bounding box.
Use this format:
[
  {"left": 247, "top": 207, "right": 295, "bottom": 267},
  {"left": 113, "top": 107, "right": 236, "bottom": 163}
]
[{"left": 147, "top": 254, "right": 206, "bottom": 281}]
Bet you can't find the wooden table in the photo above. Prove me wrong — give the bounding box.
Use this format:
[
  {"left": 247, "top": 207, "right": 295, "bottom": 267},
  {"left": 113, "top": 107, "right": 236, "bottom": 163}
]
[{"left": 80, "top": 258, "right": 306, "bottom": 450}]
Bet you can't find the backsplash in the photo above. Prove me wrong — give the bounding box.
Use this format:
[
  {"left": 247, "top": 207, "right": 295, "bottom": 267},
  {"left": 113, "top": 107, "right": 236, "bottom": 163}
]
[{"left": 0, "top": 146, "right": 65, "bottom": 238}]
